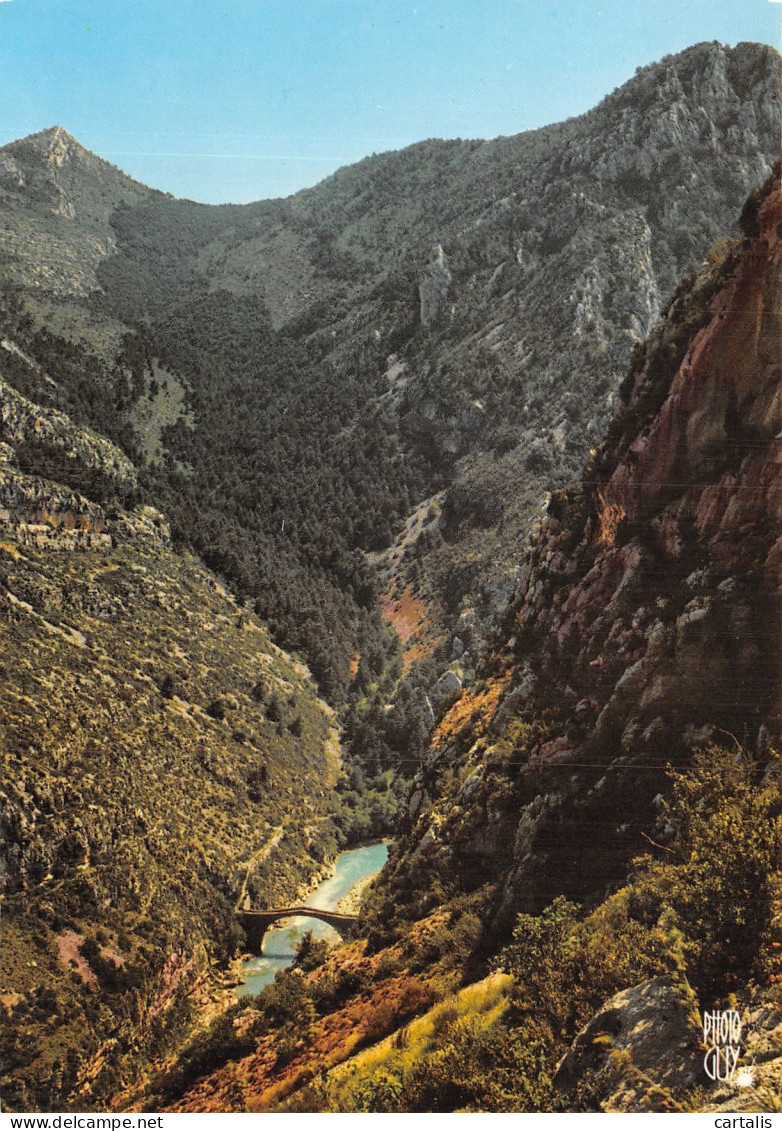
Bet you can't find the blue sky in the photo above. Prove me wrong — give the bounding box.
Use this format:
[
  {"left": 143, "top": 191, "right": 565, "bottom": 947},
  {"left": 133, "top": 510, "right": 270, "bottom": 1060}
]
[{"left": 0, "top": 0, "right": 779, "bottom": 203}]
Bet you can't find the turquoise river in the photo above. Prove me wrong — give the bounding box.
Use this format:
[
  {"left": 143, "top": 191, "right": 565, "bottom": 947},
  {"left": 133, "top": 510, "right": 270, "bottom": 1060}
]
[{"left": 237, "top": 840, "right": 389, "bottom": 996}]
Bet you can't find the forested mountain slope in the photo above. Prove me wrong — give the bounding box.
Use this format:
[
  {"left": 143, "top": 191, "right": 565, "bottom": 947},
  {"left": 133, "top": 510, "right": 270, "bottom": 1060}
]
[{"left": 0, "top": 346, "right": 346, "bottom": 1110}]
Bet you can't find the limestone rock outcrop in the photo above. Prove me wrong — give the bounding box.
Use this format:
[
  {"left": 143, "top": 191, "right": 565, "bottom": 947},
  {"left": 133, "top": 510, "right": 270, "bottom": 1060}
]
[
  {"left": 419, "top": 245, "right": 452, "bottom": 327},
  {"left": 553, "top": 977, "right": 703, "bottom": 1112},
  {"left": 0, "top": 373, "right": 137, "bottom": 488}
]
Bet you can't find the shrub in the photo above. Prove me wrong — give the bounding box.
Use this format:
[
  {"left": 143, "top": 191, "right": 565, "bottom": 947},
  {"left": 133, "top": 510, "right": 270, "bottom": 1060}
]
[
  {"left": 632, "top": 745, "right": 782, "bottom": 998},
  {"left": 293, "top": 931, "right": 330, "bottom": 973},
  {"left": 495, "top": 744, "right": 782, "bottom": 1045}
]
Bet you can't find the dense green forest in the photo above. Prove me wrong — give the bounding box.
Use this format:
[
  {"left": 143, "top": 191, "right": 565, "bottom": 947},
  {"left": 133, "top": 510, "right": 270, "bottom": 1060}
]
[{"left": 0, "top": 277, "right": 435, "bottom": 822}]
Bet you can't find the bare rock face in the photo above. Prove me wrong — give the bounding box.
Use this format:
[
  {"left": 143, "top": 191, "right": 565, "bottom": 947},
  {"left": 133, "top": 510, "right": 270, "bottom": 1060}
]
[
  {"left": 430, "top": 668, "right": 463, "bottom": 709},
  {"left": 553, "top": 977, "right": 703, "bottom": 1112},
  {"left": 516, "top": 170, "right": 782, "bottom": 751},
  {"left": 0, "top": 469, "right": 111, "bottom": 550},
  {"left": 0, "top": 369, "right": 141, "bottom": 550}
]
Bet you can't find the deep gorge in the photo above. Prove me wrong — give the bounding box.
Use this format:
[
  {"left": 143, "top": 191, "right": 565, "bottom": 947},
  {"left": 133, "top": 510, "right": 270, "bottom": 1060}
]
[{"left": 0, "top": 40, "right": 780, "bottom": 1114}]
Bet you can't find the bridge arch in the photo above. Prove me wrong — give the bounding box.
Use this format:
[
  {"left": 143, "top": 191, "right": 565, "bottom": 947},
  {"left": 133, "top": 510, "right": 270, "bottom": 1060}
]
[{"left": 236, "top": 907, "right": 358, "bottom": 951}]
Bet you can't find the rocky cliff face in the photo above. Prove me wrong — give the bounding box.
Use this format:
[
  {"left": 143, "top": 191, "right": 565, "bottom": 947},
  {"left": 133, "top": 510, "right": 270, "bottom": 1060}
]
[
  {"left": 513, "top": 168, "right": 781, "bottom": 758},
  {"left": 0, "top": 343, "right": 140, "bottom": 549},
  {"left": 0, "top": 370, "right": 138, "bottom": 484},
  {"left": 391, "top": 166, "right": 782, "bottom": 927}
]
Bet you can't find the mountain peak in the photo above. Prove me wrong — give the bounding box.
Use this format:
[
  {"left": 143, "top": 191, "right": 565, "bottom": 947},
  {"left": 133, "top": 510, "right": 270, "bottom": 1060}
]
[
  {"left": 29, "top": 125, "right": 84, "bottom": 166},
  {"left": 34, "top": 124, "right": 75, "bottom": 142},
  {"left": 0, "top": 125, "right": 152, "bottom": 296},
  {"left": 4, "top": 125, "right": 99, "bottom": 168},
  {"left": 2, "top": 125, "right": 153, "bottom": 192},
  {"left": 595, "top": 38, "right": 781, "bottom": 120}
]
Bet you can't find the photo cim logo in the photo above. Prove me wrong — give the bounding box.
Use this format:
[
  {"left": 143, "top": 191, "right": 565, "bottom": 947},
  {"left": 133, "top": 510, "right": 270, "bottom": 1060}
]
[{"left": 703, "top": 1009, "right": 747, "bottom": 1083}]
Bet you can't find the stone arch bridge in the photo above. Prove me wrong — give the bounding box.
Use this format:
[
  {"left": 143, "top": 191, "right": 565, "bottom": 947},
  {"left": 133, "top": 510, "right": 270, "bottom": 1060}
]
[{"left": 236, "top": 907, "right": 358, "bottom": 951}]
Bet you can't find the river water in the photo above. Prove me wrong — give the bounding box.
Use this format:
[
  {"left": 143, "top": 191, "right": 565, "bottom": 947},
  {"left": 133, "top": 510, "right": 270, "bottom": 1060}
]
[{"left": 237, "top": 840, "right": 389, "bottom": 997}]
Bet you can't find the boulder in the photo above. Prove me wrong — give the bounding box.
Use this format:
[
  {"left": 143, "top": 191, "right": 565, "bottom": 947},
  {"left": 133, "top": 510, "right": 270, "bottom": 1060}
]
[
  {"left": 430, "top": 669, "right": 462, "bottom": 709},
  {"left": 553, "top": 977, "right": 703, "bottom": 1112}
]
